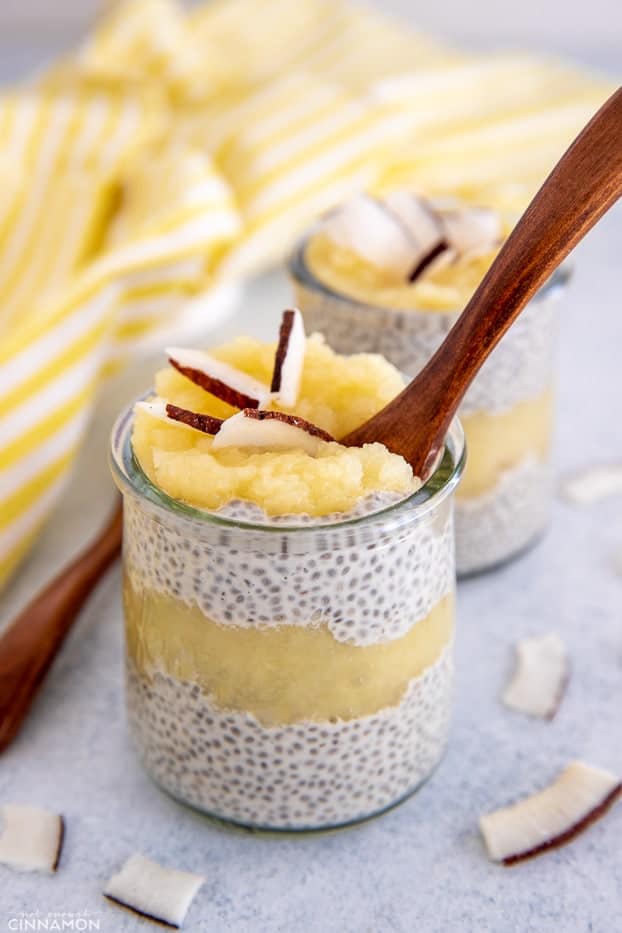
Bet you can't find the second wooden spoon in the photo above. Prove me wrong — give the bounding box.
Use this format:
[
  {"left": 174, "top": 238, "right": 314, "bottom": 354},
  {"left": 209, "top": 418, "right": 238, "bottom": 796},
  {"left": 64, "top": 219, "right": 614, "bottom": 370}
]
[{"left": 343, "top": 87, "right": 622, "bottom": 477}]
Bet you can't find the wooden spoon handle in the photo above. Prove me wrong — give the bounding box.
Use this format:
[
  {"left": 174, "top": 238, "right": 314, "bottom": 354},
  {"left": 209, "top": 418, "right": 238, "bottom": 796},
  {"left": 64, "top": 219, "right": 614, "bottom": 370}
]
[
  {"left": 0, "top": 502, "right": 123, "bottom": 753},
  {"left": 424, "top": 86, "right": 622, "bottom": 417}
]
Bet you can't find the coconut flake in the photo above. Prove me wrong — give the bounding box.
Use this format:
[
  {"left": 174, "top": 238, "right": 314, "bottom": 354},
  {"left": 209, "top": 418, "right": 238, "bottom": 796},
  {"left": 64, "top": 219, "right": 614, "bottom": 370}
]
[
  {"left": 271, "top": 308, "right": 306, "bottom": 407},
  {"left": 408, "top": 239, "right": 452, "bottom": 282},
  {"left": 384, "top": 191, "right": 444, "bottom": 253},
  {"left": 321, "top": 193, "right": 416, "bottom": 279},
  {"left": 167, "top": 346, "right": 270, "bottom": 410},
  {"left": 0, "top": 805, "right": 64, "bottom": 873},
  {"left": 136, "top": 397, "right": 174, "bottom": 426},
  {"left": 480, "top": 761, "right": 621, "bottom": 865},
  {"left": 136, "top": 398, "right": 223, "bottom": 436},
  {"left": 559, "top": 464, "right": 622, "bottom": 505},
  {"left": 104, "top": 853, "right": 205, "bottom": 928},
  {"left": 212, "top": 409, "right": 334, "bottom": 455},
  {"left": 440, "top": 205, "right": 502, "bottom": 259},
  {"left": 382, "top": 191, "right": 455, "bottom": 279},
  {"left": 383, "top": 190, "right": 449, "bottom": 279},
  {"left": 503, "top": 633, "right": 569, "bottom": 719},
  {"left": 321, "top": 191, "right": 500, "bottom": 282}
]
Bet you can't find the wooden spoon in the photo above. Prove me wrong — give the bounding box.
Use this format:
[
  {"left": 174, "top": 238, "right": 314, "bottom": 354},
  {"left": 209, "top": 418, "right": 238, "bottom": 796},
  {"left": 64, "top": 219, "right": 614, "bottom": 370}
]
[
  {"left": 343, "top": 87, "right": 622, "bottom": 478},
  {"left": 0, "top": 501, "right": 122, "bottom": 753}
]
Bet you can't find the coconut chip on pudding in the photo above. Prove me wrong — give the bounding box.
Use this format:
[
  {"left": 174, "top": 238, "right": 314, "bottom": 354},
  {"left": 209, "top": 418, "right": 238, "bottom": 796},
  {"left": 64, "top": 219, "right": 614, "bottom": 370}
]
[
  {"left": 503, "top": 632, "right": 569, "bottom": 719},
  {"left": 212, "top": 409, "right": 335, "bottom": 454},
  {"left": 167, "top": 346, "right": 270, "bottom": 410},
  {"left": 104, "top": 853, "right": 205, "bottom": 928},
  {"left": 318, "top": 190, "right": 502, "bottom": 285},
  {"left": 0, "top": 804, "right": 64, "bottom": 873},
  {"left": 136, "top": 398, "right": 224, "bottom": 435},
  {"left": 132, "top": 310, "right": 420, "bottom": 519},
  {"left": 270, "top": 307, "right": 306, "bottom": 406},
  {"left": 480, "top": 761, "right": 621, "bottom": 865}
]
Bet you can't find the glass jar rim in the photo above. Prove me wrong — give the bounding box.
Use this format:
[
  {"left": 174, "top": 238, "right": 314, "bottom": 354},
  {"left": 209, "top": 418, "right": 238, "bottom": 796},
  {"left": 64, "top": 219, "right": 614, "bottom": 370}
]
[
  {"left": 288, "top": 232, "right": 571, "bottom": 315},
  {"left": 109, "top": 395, "right": 466, "bottom": 535}
]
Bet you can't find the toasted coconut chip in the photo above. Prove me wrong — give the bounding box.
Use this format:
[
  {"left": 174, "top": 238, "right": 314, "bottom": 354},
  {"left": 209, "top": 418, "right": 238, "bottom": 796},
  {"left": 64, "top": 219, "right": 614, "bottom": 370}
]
[
  {"left": 480, "top": 761, "right": 621, "bottom": 865},
  {"left": 212, "top": 409, "right": 334, "bottom": 455},
  {"left": 503, "top": 632, "right": 569, "bottom": 719},
  {"left": 136, "top": 398, "right": 223, "bottom": 436},
  {"left": 322, "top": 191, "right": 500, "bottom": 282},
  {"left": 167, "top": 346, "right": 270, "bottom": 410},
  {"left": 104, "top": 853, "right": 205, "bottom": 929},
  {"left": 559, "top": 464, "right": 622, "bottom": 505},
  {"left": 271, "top": 308, "right": 306, "bottom": 407},
  {"left": 408, "top": 239, "right": 451, "bottom": 283},
  {"left": 440, "top": 205, "right": 502, "bottom": 258},
  {"left": 165, "top": 404, "right": 223, "bottom": 436},
  {"left": 384, "top": 190, "right": 444, "bottom": 252},
  {"left": 383, "top": 191, "right": 448, "bottom": 280},
  {"left": 321, "top": 193, "right": 416, "bottom": 279},
  {"left": 0, "top": 805, "right": 64, "bottom": 873},
  {"left": 136, "top": 397, "right": 175, "bottom": 426}
]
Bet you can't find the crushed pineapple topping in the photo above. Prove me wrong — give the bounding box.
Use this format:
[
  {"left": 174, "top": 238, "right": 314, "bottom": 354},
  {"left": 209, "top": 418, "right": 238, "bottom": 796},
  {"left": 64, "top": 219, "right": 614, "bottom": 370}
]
[{"left": 132, "top": 328, "right": 419, "bottom": 517}]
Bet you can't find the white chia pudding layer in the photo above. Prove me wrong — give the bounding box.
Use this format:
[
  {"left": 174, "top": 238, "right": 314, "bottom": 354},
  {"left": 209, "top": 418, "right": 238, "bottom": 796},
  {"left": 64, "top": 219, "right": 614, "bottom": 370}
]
[
  {"left": 127, "top": 643, "right": 453, "bottom": 830},
  {"left": 292, "top": 277, "right": 559, "bottom": 417},
  {"left": 123, "top": 493, "right": 455, "bottom": 648},
  {"left": 455, "top": 457, "right": 552, "bottom": 575}
]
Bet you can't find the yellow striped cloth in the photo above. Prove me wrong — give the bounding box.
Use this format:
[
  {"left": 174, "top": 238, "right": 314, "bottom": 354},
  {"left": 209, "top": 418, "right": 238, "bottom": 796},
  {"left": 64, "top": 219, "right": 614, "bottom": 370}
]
[
  {"left": 0, "top": 0, "right": 614, "bottom": 589},
  {"left": 0, "top": 82, "right": 239, "bottom": 586}
]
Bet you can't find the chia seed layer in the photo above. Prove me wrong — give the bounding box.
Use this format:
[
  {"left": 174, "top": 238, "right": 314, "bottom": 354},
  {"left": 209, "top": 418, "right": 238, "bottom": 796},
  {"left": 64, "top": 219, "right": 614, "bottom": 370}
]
[
  {"left": 455, "top": 457, "right": 552, "bottom": 575},
  {"left": 293, "top": 277, "right": 559, "bottom": 416},
  {"left": 127, "top": 643, "right": 453, "bottom": 830},
  {"left": 123, "top": 494, "right": 455, "bottom": 647}
]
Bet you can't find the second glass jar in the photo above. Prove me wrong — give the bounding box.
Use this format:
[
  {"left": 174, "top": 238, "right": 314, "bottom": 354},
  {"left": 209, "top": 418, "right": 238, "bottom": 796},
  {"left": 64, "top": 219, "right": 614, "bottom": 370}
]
[{"left": 290, "top": 240, "right": 568, "bottom": 576}]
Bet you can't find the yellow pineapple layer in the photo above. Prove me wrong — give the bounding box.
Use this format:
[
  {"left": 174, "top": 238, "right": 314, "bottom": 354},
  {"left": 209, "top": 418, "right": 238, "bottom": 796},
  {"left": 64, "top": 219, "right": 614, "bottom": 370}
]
[
  {"left": 305, "top": 232, "right": 498, "bottom": 312},
  {"left": 132, "top": 333, "right": 419, "bottom": 516},
  {"left": 458, "top": 389, "right": 553, "bottom": 500},
  {"left": 125, "top": 577, "right": 454, "bottom": 726}
]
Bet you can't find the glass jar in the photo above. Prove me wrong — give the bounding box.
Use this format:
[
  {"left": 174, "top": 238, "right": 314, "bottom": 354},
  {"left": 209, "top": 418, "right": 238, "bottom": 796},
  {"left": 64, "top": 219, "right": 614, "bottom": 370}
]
[
  {"left": 110, "top": 402, "right": 465, "bottom": 831},
  {"left": 290, "top": 240, "right": 568, "bottom": 576}
]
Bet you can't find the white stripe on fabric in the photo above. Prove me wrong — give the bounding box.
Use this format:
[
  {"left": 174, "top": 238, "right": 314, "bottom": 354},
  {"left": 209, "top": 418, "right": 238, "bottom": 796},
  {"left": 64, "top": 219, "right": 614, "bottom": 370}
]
[
  {"left": 237, "top": 85, "right": 338, "bottom": 150},
  {"left": 0, "top": 100, "right": 78, "bottom": 306},
  {"left": 94, "top": 212, "right": 240, "bottom": 275},
  {"left": 0, "top": 353, "right": 103, "bottom": 448},
  {"left": 119, "top": 257, "right": 204, "bottom": 288},
  {"left": 2, "top": 98, "right": 39, "bottom": 163},
  {"left": 96, "top": 101, "right": 142, "bottom": 172},
  {"left": 0, "top": 473, "right": 69, "bottom": 553},
  {"left": 239, "top": 101, "right": 364, "bottom": 180},
  {"left": 0, "top": 287, "right": 115, "bottom": 397},
  {"left": 0, "top": 408, "right": 89, "bottom": 500},
  {"left": 243, "top": 115, "right": 407, "bottom": 217}
]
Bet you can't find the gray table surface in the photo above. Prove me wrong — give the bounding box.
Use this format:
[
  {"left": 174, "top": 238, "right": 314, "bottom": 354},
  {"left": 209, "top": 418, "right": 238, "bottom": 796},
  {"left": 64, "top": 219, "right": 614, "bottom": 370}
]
[
  {"left": 0, "top": 39, "right": 621, "bottom": 930},
  {"left": 1, "top": 205, "right": 620, "bottom": 933}
]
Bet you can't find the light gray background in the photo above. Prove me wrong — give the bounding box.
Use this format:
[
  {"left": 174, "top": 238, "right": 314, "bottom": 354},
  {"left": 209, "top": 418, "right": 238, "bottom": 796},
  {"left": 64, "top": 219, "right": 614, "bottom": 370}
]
[
  {"left": 0, "top": 0, "right": 621, "bottom": 76},
  {"left": 0, "top": 3, "right": 621, "bottom": 932}
]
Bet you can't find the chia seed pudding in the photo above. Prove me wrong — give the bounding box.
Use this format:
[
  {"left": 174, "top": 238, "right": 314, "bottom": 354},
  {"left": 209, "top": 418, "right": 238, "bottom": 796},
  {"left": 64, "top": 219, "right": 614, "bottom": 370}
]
[
  {"left": 290, "top": 193, "right": 569, "bottom": 575},
  {"left": 110, "top": 330, "right": 465, "bottom": 830}
]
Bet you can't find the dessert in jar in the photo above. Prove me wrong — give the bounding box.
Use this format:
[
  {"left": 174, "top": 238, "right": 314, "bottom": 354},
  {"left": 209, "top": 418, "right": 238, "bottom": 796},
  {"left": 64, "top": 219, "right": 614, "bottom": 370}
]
[
  {"left": 289, "top": 193, "right": 568, "bottom": 575},
  {"left": 110, "top": 309, "right": 464, "bottom": 830}
]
